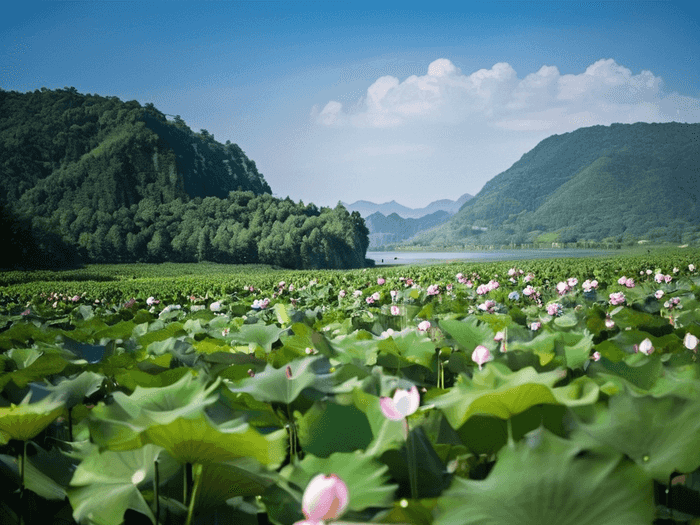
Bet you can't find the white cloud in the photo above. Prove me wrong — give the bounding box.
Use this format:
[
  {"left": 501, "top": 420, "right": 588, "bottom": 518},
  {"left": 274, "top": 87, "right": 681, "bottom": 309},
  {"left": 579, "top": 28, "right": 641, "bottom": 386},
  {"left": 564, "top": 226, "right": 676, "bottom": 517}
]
[{"left": 315, "top": 58, "right": 700, "bottom": 131}]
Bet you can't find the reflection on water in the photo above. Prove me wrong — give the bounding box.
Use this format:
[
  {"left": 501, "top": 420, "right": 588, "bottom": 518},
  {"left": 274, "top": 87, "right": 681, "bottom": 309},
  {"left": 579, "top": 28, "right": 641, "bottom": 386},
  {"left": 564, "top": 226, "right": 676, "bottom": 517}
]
[{"left": 367, "top": 249, "right": 617, "bottom": 265}]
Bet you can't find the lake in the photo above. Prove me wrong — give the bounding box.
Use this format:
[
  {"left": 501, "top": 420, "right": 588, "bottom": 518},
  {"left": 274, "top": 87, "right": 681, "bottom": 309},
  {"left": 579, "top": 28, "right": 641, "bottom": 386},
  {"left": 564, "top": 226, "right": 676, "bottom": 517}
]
[{"left": 367, "top": 249, "right": 619, "bottom": 265}]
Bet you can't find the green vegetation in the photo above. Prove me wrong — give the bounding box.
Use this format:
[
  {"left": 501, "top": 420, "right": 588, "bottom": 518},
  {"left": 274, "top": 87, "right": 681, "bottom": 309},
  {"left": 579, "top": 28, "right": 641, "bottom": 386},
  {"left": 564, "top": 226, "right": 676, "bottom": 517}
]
[
  {"left": 1, "top": 249, "right": 700, "bottom": 524},
  {"left": 0, "top": 88, "right": 369, "bottom": 270},
  {"left": 412, "top": 122, "right": 700, "bottom": 247}
]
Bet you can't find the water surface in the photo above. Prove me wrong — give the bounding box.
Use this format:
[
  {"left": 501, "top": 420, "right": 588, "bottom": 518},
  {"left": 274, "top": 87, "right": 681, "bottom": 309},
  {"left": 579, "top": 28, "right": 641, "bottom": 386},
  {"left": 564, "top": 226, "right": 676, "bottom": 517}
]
[{"left": 367, "top": 249, "right": 618, "bottom": 265}]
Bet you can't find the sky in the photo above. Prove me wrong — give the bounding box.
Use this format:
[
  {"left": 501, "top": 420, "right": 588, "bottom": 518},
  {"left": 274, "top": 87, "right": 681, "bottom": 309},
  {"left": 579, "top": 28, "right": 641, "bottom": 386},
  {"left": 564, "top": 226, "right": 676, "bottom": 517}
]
[{"left": 2, "top": 1, "right": 700, "bottom": 209}]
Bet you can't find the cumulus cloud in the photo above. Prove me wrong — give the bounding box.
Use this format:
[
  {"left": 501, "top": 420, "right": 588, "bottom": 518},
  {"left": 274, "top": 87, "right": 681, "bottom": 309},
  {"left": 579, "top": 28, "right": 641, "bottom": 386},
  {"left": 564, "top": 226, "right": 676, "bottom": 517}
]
[{"left": 314, "top": 58, "right": 700, "bottom": 130}]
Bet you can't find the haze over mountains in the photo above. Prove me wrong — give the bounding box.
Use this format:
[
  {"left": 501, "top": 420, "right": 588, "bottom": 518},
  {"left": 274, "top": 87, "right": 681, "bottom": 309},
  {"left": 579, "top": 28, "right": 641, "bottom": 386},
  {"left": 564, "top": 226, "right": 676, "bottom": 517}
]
[{"left": 342, "top": 193, "right": 472, "bottom": 219}]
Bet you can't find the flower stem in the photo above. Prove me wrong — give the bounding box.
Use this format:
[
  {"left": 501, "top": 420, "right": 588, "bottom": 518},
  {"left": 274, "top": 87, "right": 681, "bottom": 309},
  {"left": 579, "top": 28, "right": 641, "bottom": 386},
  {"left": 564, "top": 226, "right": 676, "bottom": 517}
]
[
  {"left": 19, "top": 440, "right": 26, "bottom": 525},
  {"left": 406, "top": 419, "right": 418, "bottom": 500},
  {"left": 154, "top": 458, "right": 160, "bottom": 525},
  {"left": 185, "top": 464, "right": 203, "bottom": 525}
]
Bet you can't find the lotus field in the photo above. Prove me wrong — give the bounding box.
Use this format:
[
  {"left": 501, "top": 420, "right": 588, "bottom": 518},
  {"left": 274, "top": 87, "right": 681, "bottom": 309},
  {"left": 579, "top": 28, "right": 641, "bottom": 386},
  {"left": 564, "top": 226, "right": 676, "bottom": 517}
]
[{"left": 2, "top": 249, "right": 700, "bottom": 525}]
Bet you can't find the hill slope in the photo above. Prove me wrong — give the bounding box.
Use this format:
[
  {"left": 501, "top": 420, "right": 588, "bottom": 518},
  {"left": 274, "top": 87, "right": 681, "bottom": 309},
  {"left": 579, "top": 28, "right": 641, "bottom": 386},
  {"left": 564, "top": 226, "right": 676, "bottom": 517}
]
[
  {"left": 365, "top": 210, "right": 451, "bottom": 248},
  {"left": 0, "top": 87, "right": 369, "bottom": 269},
  {"left": 413, "top": 122, "right": 700, "bottom": 246}
]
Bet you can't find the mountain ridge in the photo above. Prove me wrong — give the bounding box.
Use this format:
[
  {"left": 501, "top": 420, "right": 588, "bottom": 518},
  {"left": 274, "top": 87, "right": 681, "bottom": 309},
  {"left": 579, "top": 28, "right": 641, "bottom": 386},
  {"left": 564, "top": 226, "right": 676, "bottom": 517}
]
[{"left": 342, "top": 192, "right": 472, "bottom": 219}]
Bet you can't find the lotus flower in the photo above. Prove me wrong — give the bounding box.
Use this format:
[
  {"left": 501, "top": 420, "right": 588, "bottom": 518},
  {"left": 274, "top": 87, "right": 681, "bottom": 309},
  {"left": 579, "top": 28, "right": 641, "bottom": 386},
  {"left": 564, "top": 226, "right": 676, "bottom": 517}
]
[
  {"left": 380, "top": 385, "right": 420, "bottom": 421},
  {"left": 636, "top": 338, "right": 654, "bottom": 355},
  {"left": 417, "top": 320, "right": 431, "bottom": 332},
  {"left": 296, "top": 473, "right": 349, "bottom": 524},
  {"left": 472, "top": 345, "right": 493, "bottom": 371},
  {"left": 684, "top": 333, "right": 698, "bottom": 351}
]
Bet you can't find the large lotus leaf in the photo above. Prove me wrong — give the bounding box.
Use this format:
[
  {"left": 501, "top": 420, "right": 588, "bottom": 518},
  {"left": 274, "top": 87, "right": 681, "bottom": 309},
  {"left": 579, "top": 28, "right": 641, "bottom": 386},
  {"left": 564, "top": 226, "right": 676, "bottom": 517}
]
[
  {"left": 551, "top": 375, "right": 600, "bottom": 407},
  {"left": 68, "top": 444, "right": 178, "bottom": 525},
  {"left": 0, "top": 321, "right": 57, "bottom": 350},
  {"left": 0, "top": 350, "right": 69, "bottom": 390},
  {"left": 88, "top": 372, "right": 219, "bottom": 450},
  {"left": 0, "top": 443, "right": 75, "bottom": 500},
  {"left": 228, "top": 323, "right": 285, "bottom": 352},
  {"left": 113, "top": 366, "right": 191, "bottom": 391},
  {"left": 434, "top": 426, "right": 654, "bottom": 525},
  {"left": 506, "top": 331, "right": 559, "bottom": 366},
  {"left": 278, "top": 450, "right": 397, "bottom": 519},
  {"left": 195, "top": 456, "right": 281, "bottom": 510},
  {"left": 0, "top": 392, "right": 65, "bottom": 443},
  {"left": 330, "top": 330, "right": 381, "bottom": 365},
  {"left": 572, "top": 389, "right": 700, "bottom": 482},
  {"left": 225, "top": 356, "right": 321, "bottom": 404},
  {"left": 439, "top": 318, "right": 497, "bottom": 352},
  {"left": 296, "top": 400, "right": 373, "bottom": 458},
  {"left": 430, "top": 363, "right": 567, "bottom": 429},
  {"left": 352, "top": 388, "right": 406, "bottom": 457},
  {"left": 378, "top": 330, "right": 435, "bottom": 369},
  {"left": 593, "top": 364, "right": 700, "bottom": 400},
  {"left": 45, "top": 371, "right": 105, "bottom": 407},
  {"left": 142, "top": 413, "right": 287, "bottom": 467},
  {"left": 591, "top": 352, "right": 663, "bottom": 391},
  {"left": 557, "top": 330, "right": 594, "bottom": 370}
]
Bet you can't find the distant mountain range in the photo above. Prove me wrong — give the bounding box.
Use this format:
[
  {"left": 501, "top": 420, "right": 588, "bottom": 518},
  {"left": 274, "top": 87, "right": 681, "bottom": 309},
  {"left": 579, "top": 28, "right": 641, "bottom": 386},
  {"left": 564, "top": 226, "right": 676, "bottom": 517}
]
[
  {"left": 365, "top": 210, "right": 451, "bottom": 248},
  {"left": 342, "top": 193, "right": 472, "bottom": 219},
  {"left": 410, "top": 122, "right": 700, "bottom": 246}
]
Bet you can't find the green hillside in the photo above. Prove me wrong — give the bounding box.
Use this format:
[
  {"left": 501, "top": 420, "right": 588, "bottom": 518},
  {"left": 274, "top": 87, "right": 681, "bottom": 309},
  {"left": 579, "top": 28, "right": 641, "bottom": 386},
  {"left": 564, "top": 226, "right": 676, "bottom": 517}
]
[
  {"left": 413, "top": 122, "right": 700, "bottom": 246},
  {"left": 0, "top": 87, "right": 369, "bottom": 269}
]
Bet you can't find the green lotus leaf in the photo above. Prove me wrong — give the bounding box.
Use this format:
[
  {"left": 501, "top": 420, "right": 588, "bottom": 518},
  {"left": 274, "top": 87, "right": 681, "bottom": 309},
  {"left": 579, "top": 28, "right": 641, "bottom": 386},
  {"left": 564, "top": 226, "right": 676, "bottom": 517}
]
[
  {"left": 558, "top": 330, "right": 594, "bottom": 370},
  {"left": 434, "top": 426, "right": 654, "bottom": 525},
  {"left": 46, "top": 371, "right": 105, "bottom": 408},
  {"left": 0, "top": 393, "right": 65, "bottom": 443},
  {"left": 573, "top": 388, "right": 700, "bottom": 482},
  {"left": 552, "top": 375, "right": 600, "bottom": 406},
  {"left": 440, "top": 318, "right": 497, "bottom": 352},
  {"left": 507, "top": 331, "right": 559, "bottom": 366},
  {"left": 88, "top": 372, "right": 220, "bottom": 450},
  {"left": 142, "top": 412, "right": 287, "bottom": 467},
  {"left": 195, "top": 456, "right": 280, "bottom": 510},
  {"left": 228, "top": 323, "right": 284, "bottom": 352},
  {"left": 224, "top": 356, "right": 321, "bottom": 404},
  {"left": 68, "top": 444, "right": 178, "bottom": 525},
  {"left": 0, "top": 443, "right": 75, "bottom": 500},
  {"left": 296, "top": 400, "right": 373, "bottom": 458},
  {"left": 431, "top": 363, "right": 567, "bottom": 429},
  {"left": 378, "top": 330, "right": 435, "bottom": 369}
]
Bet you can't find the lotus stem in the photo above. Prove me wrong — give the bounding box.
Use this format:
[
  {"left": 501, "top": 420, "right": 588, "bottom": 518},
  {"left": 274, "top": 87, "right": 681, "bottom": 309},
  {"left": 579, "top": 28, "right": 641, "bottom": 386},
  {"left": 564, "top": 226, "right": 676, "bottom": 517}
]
[
  {"left": 185, "top": 464, "right": 203, "bottom": 525},
  {"left": 19, "top": 440, "right": 26, "bottom": 525},
  {"left": 154, "top": 458, "right": 160, "bottom": 525},
  {"left": 184, "top": 462, "right": 193, "bottom": 506},
  {"left": 68, "top": 406, "right": 73, "bottom": 442},
  {"left": 407, "top": 420, "right": 418, "bottom": 500}
]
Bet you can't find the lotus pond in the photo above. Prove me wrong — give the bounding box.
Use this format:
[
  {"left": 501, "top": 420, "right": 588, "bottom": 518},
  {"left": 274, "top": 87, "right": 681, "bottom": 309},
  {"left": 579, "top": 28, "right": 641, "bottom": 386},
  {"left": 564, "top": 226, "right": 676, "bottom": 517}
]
[{"left": 1, "top": 248, "right": 700, "bottom": 524}]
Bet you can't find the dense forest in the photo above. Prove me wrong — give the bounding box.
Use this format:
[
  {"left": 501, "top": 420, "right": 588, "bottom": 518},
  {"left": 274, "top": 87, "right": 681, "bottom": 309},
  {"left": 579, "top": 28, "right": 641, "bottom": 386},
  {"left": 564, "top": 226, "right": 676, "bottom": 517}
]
[
  {"left": 412, "top": 122, "right": 700, "bottom": 247},
  {"left": 0, "top": 87, "right": 370, "bottom": 269}
]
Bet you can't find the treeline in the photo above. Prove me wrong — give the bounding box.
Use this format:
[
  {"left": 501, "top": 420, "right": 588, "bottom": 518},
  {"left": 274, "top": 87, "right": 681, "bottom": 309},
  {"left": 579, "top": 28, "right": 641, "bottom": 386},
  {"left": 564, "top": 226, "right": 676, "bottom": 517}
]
[
  {"left": 0, "top": 87, "right": 370, "bottom": 269},
  {"left": 12, "top": 192, "right": 368, "bottom": 269}
]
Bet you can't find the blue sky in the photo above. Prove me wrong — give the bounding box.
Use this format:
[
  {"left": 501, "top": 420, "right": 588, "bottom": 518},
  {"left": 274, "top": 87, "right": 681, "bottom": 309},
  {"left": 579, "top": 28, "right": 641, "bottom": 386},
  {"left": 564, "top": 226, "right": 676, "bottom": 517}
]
[{"left": 2, "top": 1, "right": 699, "bottom": 208}]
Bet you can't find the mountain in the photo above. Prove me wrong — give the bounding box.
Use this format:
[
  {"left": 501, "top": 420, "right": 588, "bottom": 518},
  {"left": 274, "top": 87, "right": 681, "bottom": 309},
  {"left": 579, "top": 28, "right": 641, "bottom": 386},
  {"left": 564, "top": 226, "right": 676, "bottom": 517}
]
[
  {"left": 0, "top": 87, "right": 369, "bottom": 269},
  {"left": 365, "top": 210, "right": 451, "bottom": 248},
  {"left": 342, "top": 193, "right": 472, "bottom": 219},
  {"left": 411, "top": 122, "right": 700, "bottom": 246}
]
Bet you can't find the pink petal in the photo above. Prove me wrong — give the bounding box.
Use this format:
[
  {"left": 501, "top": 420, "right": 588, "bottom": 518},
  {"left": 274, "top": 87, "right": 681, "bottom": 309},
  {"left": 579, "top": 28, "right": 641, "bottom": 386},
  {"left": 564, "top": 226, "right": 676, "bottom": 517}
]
[{"left": 380, "top": 397, "right": 405, "bottom": 421}]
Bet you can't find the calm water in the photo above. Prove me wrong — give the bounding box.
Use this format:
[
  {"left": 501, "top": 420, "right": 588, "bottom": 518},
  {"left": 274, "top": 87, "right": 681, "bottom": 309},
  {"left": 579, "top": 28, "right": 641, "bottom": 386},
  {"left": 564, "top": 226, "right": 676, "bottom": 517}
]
[{"left": 367, "top": 249, "right": 618, "bottom": 265}]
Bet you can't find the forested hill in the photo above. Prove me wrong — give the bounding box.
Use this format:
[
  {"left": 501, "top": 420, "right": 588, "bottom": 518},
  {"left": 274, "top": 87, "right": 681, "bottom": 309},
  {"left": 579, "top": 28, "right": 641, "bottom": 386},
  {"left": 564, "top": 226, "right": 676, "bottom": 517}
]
[
  {"left": 413, "top": 122, "right": 700, "bottom": 246},
  {"left": 0, "top": 87, "right": 369, "bottom": 269}
]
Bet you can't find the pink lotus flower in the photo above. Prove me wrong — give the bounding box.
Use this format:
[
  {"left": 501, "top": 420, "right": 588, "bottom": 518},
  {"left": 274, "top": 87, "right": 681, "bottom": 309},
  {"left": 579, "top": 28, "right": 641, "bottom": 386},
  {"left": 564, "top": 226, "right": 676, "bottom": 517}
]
[
  {"left": 297, "top": 473, "right": 349, "bottom": 524},
  {"left": 684, "top": 333, "right": 698, "bottom": 351},
  {"left": 390, "top": 305, "right": 400, "bottom": 316},
  {"left": 592, "top": 351, "right": 601, "bottom": 361},
  {"left": 338, "top": 290, "right": 346, "bottom": 298},
  {"left": 372, "top": 292, "right": 381, "bottom": 301},
  {"left": 636, "top": 338, "right": 654, "bottom": 355},
  {"left": 567, "top": 277, "right": 578, "bottom": 287},
  {"left": 655, "top": 290, "right": 664, "bottom": 299},
  {"left": 690, "top": 264, "right": 696, "bottom": 272},
  {"left": 618, "top": 276, "right": 627, "bottom": 285},
  {"left": 654, "top": 273, "right": 665, "bottom": 283},
  {"left": 664, "top": 274, "right": 672, "bottom": 283},
  {"left": 523, "top": 285, "right": 535, "bottom": 296},
  {"left": 71, "top": 295, "right": 80, "bottom": 302},
  {"left": 524, "top": 272, "right": 534, "bottom": 282},
  {"left": 530, "top": 321, "right": 541, "bottom": 331},
  {"left": 365, "top": 296, "right": 374, "bottom": 305},
  {"left": 427, "top": 284, "right": 440, "bottom": 296},
  {"left": 472, "top": 345, "right": 493, "bottom": 371},
  {"left": 377, "top": 277, "right": 385, "bottom": 285},
  {"left": 625, "top": 278, "right": 635, "bottom": 288},
  {"left": 605, "top": 317, "right": 615, "bottom": 329},
  {"left": 556, "top": 282, "right": 570, "bottom": 295},
  {"left": 609, "top": 292, "right": 626, "bottom": 305},
  {"left": 380, "top": 385, "right": 420, "bottom": 421},
  {"left": 547, "top": 303, "right": 563, "bottom": 316},
  {"left": 417, "top": 320, "right": 431, "bottom": 332}
]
